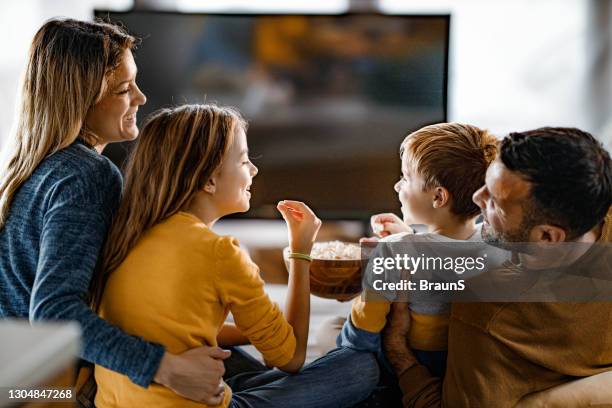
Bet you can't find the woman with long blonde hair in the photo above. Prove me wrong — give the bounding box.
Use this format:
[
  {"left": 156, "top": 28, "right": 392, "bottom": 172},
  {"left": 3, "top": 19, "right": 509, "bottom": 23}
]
[
  {"left": 92, "top": 103, "right": 379, "bottom": 408},
  {"left": 0, "top": 18, "right": 231, "bottom": 405}
]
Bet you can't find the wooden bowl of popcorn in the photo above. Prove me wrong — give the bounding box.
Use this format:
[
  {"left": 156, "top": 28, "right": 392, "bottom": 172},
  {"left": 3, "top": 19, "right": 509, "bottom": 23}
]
[{"left": 283, "top": 241, "right": 364, "bottom": 301}]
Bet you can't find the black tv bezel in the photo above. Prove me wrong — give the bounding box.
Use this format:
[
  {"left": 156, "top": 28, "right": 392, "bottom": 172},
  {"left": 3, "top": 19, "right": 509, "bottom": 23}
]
[{"left": 94, "top": 9, "right": 451, "bottom": 221}]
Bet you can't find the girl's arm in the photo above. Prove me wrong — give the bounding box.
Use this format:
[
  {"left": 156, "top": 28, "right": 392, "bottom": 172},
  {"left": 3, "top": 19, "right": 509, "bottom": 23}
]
[
  {"left": 218, "top": 323, "right": 250, "bottom": 346},
  {"left": 217, "top": 201, "right": 320, "bottom": 374},
  {"left": 277, "top": 256, "right": 311, "bottom": 372},
  {"left": 276, "top": 200, "right": 321, "bottom": 373}
]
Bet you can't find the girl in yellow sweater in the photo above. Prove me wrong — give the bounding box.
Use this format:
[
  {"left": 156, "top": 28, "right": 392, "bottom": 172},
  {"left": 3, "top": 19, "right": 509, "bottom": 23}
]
[{"left": 91, "top": 104, "right": 378, "bottom": 408}]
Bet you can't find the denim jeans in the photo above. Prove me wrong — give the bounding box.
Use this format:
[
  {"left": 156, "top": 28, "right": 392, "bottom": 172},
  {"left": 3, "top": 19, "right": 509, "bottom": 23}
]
[{"left": 223, "top": 347, "right": 379, "bottom": 408}]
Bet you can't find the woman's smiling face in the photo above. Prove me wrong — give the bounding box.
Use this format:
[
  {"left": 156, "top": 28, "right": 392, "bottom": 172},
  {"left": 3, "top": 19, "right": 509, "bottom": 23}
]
[{"left": 85, "top": 49, "right": 146, "bottom": 145}]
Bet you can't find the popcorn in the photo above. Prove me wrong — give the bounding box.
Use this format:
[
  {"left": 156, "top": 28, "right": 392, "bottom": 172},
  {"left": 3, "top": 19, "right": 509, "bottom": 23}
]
[{"left": 311, "top": 241, "right": 361, "bottom": 260}]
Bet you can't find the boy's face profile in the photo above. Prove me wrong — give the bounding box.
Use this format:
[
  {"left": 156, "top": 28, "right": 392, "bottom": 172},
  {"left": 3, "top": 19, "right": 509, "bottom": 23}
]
[{"left": 395, "top": 150, "right": 435, "bottom": 226}]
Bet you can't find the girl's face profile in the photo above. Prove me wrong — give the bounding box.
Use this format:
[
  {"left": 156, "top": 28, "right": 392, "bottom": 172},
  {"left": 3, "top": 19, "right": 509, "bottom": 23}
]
[
  {"left": 211, "top": 126, "right": 258, "bottom": 216},
  {"left": 85, "top": 49, "right": 147, "bottom": 145}
]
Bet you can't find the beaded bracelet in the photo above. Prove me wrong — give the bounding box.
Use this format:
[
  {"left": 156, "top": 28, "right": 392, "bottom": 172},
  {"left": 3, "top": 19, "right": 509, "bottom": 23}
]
[{"left": 288, "top": 252, "right": 313, "bottom": 262}]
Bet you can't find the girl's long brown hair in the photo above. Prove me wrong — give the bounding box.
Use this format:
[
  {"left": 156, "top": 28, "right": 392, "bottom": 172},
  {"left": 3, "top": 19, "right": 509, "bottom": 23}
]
[
  {"left": 0, "top": 18, "right": 137, "bottom": 227},
  {"left": 90, "top": 104, "right": 246, "bottom": 309}
]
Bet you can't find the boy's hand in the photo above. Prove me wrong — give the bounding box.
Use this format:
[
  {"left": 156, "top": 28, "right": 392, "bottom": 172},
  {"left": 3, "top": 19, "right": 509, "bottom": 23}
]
[
  {"left": 370, "top": 213, "right": 412, "bottom": 238},
  {"left": 277, "top": 200, "right": 322, "bottom": 255}
]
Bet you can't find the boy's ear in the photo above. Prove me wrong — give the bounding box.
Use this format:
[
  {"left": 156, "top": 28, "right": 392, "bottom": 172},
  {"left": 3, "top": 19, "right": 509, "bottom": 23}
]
[{"left": 432, "top": 187, "right": 450, "bottom": 209}]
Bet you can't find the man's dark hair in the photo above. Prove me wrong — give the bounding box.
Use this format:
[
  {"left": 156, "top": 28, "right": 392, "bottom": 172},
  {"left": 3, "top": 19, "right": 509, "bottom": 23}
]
[{"left": 500, "top": 127, "right": 612, "bottom": 240}]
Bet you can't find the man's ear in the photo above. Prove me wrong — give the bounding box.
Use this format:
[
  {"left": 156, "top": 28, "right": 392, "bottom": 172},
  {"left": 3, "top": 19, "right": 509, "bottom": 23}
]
[
  {"left": 432, "top": 187, "right": 450, "bottom": 209},
  {"left": 528, "top": 224, "right": 566, "bottom": 243}
]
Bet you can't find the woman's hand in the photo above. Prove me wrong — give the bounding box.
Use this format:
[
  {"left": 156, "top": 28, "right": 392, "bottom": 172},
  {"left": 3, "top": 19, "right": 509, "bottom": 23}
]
[
  {"left": 154, "top": 347, "right": 231, "bottom": 405},
  {"left": 277, "top": 200, "right": 322, "bottom": 254},
  {"left": 370, "top": 213, "right": 412, "bottom": 238}
]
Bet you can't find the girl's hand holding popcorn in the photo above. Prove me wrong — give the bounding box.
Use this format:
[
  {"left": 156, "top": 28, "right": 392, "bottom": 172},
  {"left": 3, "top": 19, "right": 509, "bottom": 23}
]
[{"left": 277, "top": 200, "right": 322, "bottom": 255}]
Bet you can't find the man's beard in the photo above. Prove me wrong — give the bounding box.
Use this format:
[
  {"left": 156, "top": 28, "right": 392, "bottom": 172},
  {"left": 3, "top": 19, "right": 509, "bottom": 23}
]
[
  {"left": 481, "top": 212, "right": 537, "bottom": 253},
  {"left": 481, "top": 222, "right": 529, "bottom": 249}
]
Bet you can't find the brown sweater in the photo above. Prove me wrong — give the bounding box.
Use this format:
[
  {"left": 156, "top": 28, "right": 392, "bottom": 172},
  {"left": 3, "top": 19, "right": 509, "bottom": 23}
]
[{"left": 399, "top": 210, "right": 612, "bottom": 407}]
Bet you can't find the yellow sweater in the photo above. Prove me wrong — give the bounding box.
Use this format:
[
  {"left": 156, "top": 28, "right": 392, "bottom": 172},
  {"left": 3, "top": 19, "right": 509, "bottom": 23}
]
[
  {"left": 351, "top": 294, "right": 449, "bottom": 351},
  {"left": 95, "top": 212, "right": 296, "bottom": 408}
]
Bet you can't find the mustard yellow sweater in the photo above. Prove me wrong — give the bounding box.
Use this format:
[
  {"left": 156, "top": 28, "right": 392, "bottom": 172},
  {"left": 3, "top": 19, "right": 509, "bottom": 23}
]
[
  {"left": 351, "top": 296, "right": 449, "bottom": 351},
  {"left": 95, "top": 212, "right": 296, "bottom": 408}
]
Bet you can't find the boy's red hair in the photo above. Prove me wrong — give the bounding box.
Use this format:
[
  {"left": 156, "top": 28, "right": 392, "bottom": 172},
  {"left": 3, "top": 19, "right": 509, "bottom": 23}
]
[{"left": 401, "top": 123, "right": 498, "bottom": 219}]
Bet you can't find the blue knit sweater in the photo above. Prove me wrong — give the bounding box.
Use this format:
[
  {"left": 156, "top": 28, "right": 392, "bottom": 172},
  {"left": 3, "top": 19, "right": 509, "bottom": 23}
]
[{"left": 0, "top": 140, "right": 164, "bottom": 387}]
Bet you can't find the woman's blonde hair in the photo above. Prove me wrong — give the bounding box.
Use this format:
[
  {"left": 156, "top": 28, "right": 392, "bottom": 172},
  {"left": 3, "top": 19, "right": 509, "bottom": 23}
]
[
  {"left": 90, "top": 104, "right": 246, "bottom": 309},
  {"left": 401, "top": 123, "right": 498, "bottom": 219},
  {"left": 0, "top": 18, "right": 137, "bottom": 227}
]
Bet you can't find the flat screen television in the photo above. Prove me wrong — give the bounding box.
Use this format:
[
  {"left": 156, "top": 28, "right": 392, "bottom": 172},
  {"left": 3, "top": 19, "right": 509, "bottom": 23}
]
[{"left": 95, "top": 10, "right": 450, "bottom": 219}]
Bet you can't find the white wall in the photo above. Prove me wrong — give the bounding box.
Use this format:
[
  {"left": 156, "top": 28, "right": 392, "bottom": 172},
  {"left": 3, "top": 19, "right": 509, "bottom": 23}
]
[
  {"left": 0, "top": 0, "right": 131, "bottom": 149},
  {"left": 381, "top": 0, "right": 592, "bottom": 137}
]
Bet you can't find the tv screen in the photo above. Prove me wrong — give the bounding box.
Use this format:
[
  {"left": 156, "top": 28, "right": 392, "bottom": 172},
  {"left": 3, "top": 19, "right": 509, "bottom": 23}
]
[{"left": 96, "top": 10, "right": 450, "bottom": 219}]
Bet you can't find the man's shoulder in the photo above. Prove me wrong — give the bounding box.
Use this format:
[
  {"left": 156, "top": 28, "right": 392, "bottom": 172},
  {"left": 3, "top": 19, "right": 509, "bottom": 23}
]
[{"left": 599, "top": 206, "right": 612, "bottom": 242}]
